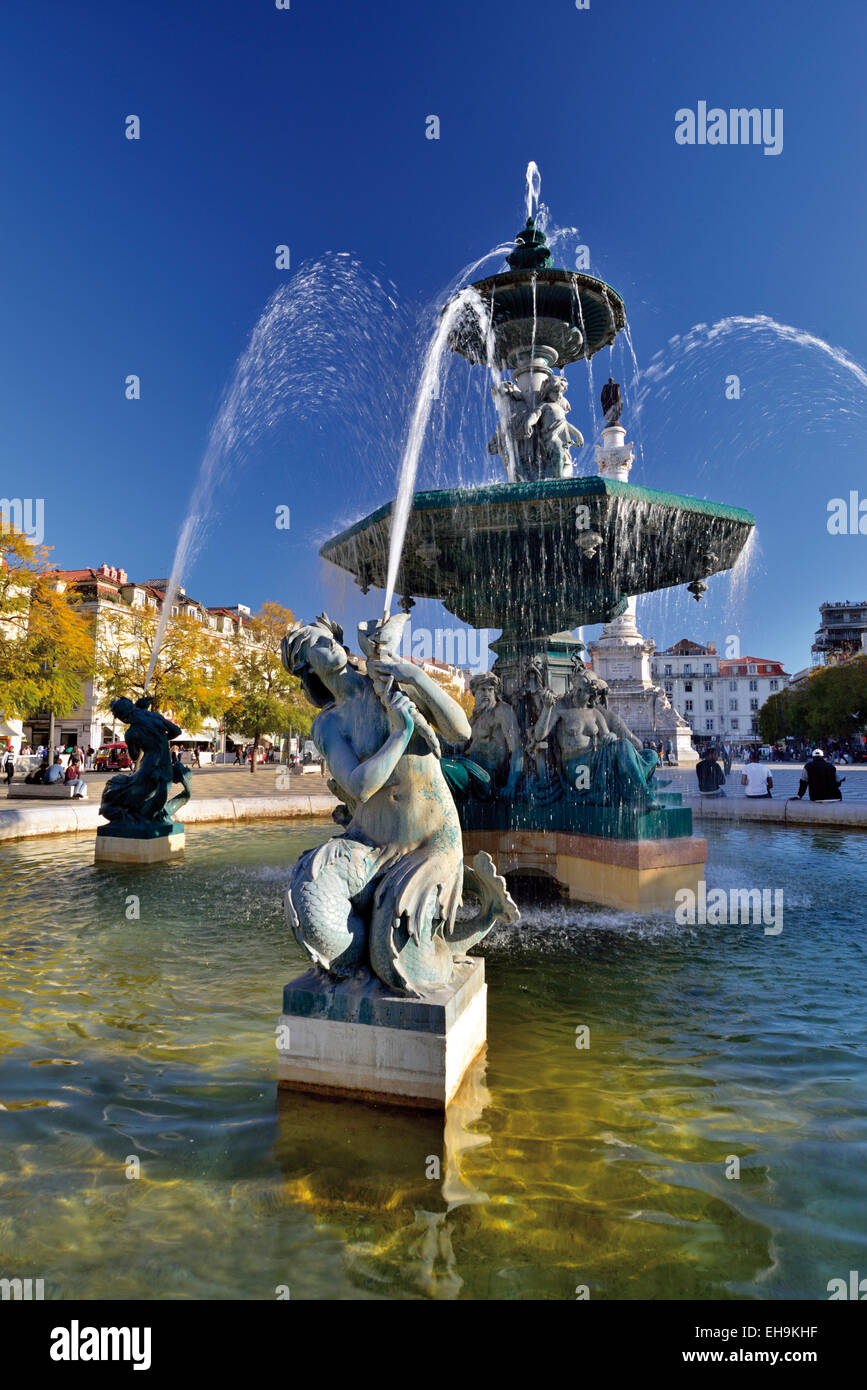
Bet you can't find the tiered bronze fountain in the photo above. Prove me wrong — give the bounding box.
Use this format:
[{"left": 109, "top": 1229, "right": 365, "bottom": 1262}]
[{"left": 277, "top": 215, "right": 754, "bottom": 1109}]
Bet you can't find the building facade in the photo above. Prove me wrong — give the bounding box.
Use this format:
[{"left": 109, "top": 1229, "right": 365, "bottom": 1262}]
[
  {"left": 811, "top": 601, "right": 867, "bottom": 667},
  {"left": 651, "top": 639, "right": 788, "bottom": 746},
  {"left": 21, "top": 563, "right": 259, "bottom": 753}
]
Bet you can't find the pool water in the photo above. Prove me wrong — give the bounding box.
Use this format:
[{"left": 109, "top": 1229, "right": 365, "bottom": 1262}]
[{"left": 0, "top": 820, "right": 865, "bottom": 1301}]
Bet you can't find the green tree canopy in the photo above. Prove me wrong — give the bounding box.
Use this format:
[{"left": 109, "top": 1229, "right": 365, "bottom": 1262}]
[
  {"left": 759, "top": 659, "right": 867, "bottom": 745},
  {"left": 223, "top": 602, "right": 312, "bottom": 773},
  {"left": 96, "top": 607, "right": 236, "bottom": 733}
]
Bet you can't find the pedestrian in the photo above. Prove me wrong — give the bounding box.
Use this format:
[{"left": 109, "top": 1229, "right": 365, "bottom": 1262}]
[
  {"left": 3, "top": 749, "right": 15, "bottom": 787},
  {"left": 192, "top": 747, "right": 201, "bottom": 768},
  {"left": 741, "top": 750, "right": 773, "bottom": 798},
  {"left": 664, "top": 738, "right": 673, "bottom": 766},
  {"left": 792, "top": 748, "right": 844, "bottom": 802},
  {"left": 232, "top": 745, "right": 242, "bottom": 765},
  {"left": 696, "top": 746, "right": 726, "bottom": 797},
  {"left": 721, "top": 740, "right": 732, "bottom": 776}
]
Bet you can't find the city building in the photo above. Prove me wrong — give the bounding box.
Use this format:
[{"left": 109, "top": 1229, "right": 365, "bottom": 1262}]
[
  {"left": 20, "top": 563, "right": 262, "bottom": 755},
  {"left": 410, "top": 654, "right": 470, "bottom": 695},
  {"left": 811, "top": 601, "right": 867, "bottom": 667},
  {"left": 652, "top": 639, "right": 789, "bottom": 745}
]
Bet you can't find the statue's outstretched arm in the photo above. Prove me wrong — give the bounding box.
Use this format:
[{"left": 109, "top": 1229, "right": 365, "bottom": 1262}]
[
  {"left": 317, "top": 695, "right": 414, "bottom": 804},
  {"left": 366, "top": 657, "right": 470, "bottom": 744},
  {"left": 531, "top": 702, "right": 556, "bottom": 749}
]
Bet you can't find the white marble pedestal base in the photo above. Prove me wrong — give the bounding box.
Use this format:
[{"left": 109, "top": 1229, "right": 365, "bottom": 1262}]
[{"left": 277, "top": 958, "right": 487, "bottom": 1109}]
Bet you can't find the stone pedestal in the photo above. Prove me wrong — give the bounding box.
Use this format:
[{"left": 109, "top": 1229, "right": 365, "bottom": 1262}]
[
  {"left": 463, "top": 828, "right": 707, "bottom": 912},
  {"left": 277, "top": 957, "right": 486, "bottom": 1110},
  {"left": 94, "top": 822, "right": 185, "bottom": 863}
]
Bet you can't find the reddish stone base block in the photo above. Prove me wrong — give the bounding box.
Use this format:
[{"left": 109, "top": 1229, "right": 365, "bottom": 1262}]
[{"left": 462, "top": 828, "right": 707, "bottom": 912}]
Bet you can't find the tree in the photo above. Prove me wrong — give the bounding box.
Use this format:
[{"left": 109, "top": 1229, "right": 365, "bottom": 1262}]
[
  {"left": 96, "top": 607, "right": 235, "bottom": 733},
  {"left": 759, "top": 659, "right": 867, "bottom": 745},
  {"left": 223, "top": 602, "right": 312, "bottom": 773},
  {"left": 0, "top": 528, "right": 93, "bottom": 720}
]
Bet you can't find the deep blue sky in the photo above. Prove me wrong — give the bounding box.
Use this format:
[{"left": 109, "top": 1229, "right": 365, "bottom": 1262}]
[{"left": 1, "top": 0, "right": 865, "bottom": 674}]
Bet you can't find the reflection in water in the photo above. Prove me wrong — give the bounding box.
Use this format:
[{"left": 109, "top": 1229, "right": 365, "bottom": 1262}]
[
  {"left": 0, "top": 820, "right": 865, "bottom": 1299},
  {"left": 274, "top": 1053, "right": 491, "bottom": 1299}
]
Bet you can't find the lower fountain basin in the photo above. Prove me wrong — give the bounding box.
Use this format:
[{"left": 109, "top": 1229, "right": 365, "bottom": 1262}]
[{"left": 320, "top": 476, "right": 755, "bottom": 633}]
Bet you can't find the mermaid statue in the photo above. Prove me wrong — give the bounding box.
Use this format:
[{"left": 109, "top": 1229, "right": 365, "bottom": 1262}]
[
  {"left": 99, "top": 696, "right": 192, "bottom": 827},
  {"left": 281, "top": 613, "right": 518, "bottom": 997}
]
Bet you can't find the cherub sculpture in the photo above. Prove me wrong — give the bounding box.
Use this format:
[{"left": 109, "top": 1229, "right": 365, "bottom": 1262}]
[{"left": 525, "top": 375, "right": 584, "bottom": 478}]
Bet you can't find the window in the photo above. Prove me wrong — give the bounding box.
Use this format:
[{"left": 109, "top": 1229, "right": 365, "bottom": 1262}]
[
  {"left": 749, "top": 679, "right": 758, "bottom": 692},
  {"left": 705, "top": 719, "right": 714, "bottom": 731},
  {"left": 683, "top": 663, "right": 692, "bottom": 676},
  {"left": 133, "top": 589, "right": 144, "bottom": 608},
  {"left": 684, "top": 699, "right": 693, "bottom": 712},
  {"left": 729, "top": 699, "right": 738, "bottom": 711},
  {"left": 684, "top": 681, "right": 693, "bottom": 692},
  {"left": 748, "top": 663, "right": 757, "bottom": 674},
  {"left": 729, "top": 680, "right": 737, "bottom": 691},
  {"left": 750, "top": 698, "right": 759, "bottom": 711},
  {"left": 770, "top": 678, "right": 779, "bottom": 691},
  {"left": 171, "top": 605, "right": 179, "bottom": 616},
  {"left": 704, "top": 681, "right": 712, "bottom": 692},
  {"left": 705, "top": 700, "right": 713, "bottom": 712},
  {"left": 664, "top": 664, "right": 672, "bottom": 676},
  {"left": 703, "top": 663, "right": 712, "bottom": 675},
  {"left": 731, "top": 719, "right": 739, "bottom": 730},
  {"left": 664, "top": 684, "right": 673, "bottom": 696}
]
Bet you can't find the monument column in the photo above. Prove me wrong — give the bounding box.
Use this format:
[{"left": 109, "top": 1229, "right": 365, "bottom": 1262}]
[{"left": 588, "top": 385, "right": 698, "bottom": 764}]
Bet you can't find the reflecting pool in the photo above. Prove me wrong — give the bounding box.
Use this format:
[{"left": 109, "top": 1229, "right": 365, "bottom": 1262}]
[{"left": 1, "top": 820, "right": 865, "bottom": 1300}]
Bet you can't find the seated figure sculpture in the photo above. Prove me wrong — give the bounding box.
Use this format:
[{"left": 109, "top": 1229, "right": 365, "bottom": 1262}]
[
  {"left": 533, "top": 661, "right": 659, "bottom": 807},
  {"left": 467, "top": 672, "right": 523, "bottom": 799},
  {"left": 281, "top": 614, "right": 517, "bottom": 997},
  {"left": 99, "top": 696, "right": 192, "bottom": 827}
]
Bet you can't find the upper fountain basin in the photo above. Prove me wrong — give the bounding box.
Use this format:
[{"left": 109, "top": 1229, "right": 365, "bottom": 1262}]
[
  {"left": 320, "top": 476, "right": 755, "bottom": 634},
  {"left": 449, "top": 268, "right": 627, "bottom": 367}
]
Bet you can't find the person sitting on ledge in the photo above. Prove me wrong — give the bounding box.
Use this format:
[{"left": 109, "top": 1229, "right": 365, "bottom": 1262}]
[
  {"left": 64, "top": 758, "right": 87, "bottom": 798},
  {"left": 791, "top": 748, "right": 844, "bottom": 802},
  {"left": 696, "top": 746, "right": 726, "bottom": 797},
  {"left": 45, "top": 755, "right": 65, "bottom": 784},
  {"left": 741, "top": 749, "right": 773, "bottom": 798}
]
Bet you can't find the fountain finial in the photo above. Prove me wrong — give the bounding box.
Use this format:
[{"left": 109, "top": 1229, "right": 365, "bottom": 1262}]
[{"left": 507, "top": 217, "right": 554, "bottom": 272}]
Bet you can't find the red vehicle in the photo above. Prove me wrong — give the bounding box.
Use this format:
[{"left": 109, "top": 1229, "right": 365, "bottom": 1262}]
[{"left": 94, "top": 742, "right": 132, "bottom": 771}]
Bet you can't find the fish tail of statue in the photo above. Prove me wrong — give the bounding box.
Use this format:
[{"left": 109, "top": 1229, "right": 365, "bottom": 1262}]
[{"left": 452, "top": 852, "right": 519, "bottom": 953}]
